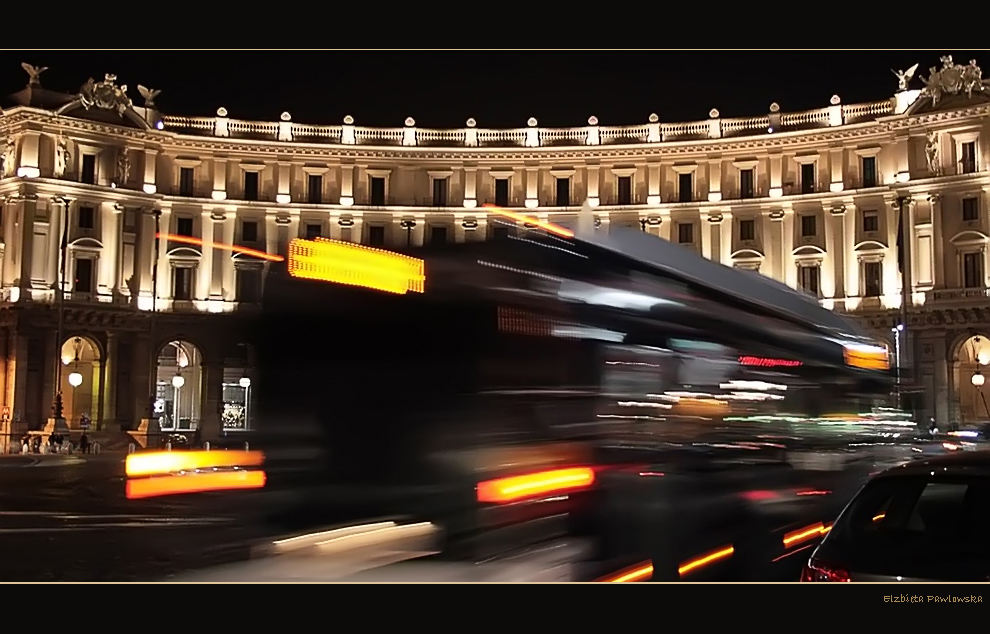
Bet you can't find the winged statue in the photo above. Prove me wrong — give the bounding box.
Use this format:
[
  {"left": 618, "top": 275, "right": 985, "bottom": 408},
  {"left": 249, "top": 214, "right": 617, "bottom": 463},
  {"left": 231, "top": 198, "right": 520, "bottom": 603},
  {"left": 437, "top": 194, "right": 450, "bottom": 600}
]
[
  {"left": 891, "top": 63, "right": 919, "bottom": 91},
  {"left": 137, "top": 85, "right": 161, "bottom": 108},
  {"left": 21, "top": 62, "right": 48, "bottom": 86}
]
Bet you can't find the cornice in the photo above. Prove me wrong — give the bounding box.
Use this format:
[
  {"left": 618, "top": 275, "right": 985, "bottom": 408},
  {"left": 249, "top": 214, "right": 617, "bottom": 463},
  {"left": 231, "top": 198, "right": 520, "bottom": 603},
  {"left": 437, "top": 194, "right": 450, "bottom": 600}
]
[{"left": 1, "top": 103, "right": 987, "bottom": 164}]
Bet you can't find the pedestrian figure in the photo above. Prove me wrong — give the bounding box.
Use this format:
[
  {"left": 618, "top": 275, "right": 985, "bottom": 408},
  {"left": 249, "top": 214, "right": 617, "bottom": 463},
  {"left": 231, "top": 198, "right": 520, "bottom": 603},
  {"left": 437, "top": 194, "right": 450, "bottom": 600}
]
[{"left": 79, "top": 433, "right": 90, "bottom": 454}]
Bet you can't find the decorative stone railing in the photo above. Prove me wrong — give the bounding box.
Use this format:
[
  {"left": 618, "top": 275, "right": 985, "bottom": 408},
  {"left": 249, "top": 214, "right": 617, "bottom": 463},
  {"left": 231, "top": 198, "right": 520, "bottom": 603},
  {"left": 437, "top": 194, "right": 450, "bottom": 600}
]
[{"left": 159, "top": 96, "right": 895, "bottom": 148}]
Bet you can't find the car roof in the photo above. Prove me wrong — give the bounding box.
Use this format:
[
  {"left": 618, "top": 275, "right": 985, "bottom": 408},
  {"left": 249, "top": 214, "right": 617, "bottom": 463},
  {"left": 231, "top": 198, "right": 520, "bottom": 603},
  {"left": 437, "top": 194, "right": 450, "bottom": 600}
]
[{"left": 875, "top": 449, "right": 990, "bottom": 479}]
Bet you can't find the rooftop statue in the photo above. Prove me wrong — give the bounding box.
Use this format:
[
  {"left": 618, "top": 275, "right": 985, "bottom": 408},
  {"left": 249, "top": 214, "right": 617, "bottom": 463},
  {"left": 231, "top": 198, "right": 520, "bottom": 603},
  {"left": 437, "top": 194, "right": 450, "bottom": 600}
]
[
  {"left": 921, "top": 56, "right": 988, "bottom": 105},
  {"left": 79, "top": 73, "right": 133, "bottom": 116}
]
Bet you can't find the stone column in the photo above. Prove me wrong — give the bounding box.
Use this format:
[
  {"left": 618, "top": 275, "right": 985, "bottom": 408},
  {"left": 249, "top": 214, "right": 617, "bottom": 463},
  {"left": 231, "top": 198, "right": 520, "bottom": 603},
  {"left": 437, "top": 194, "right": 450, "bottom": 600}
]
[
  {"left": 933, "top": 334, "right": 950, "bottom": 430},
  {"left": 929, "top": 194, "right": 944, "bottom": 289},
  {"left": 830, "top": 206, "right": 846, "bottom": 301},
  {"left": 101, "top": 332, "right": 118, "bottom": 430},
  {"left": 586, "top": 164, "right": 601, "bottom": 206},
  {"left": 199, "top": 360, "right": 224, "bottom": 441}
]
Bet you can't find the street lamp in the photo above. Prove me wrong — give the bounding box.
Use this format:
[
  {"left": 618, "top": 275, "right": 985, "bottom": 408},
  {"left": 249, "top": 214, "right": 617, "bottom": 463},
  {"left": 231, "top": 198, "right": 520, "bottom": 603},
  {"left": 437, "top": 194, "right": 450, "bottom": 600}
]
[
  {"left": 891, "top": 323, "right": 904, "bottom": 408},
  {"left": 972, "top": 371, "right": 985, "bottom": 387},
  {"left": 239, "top": 376, "right": 251, "bottom": 431},
  {"left": 68, "top": 372, "right": 82, "bottom": 388},
  {"left": 51, "top": 195, "right": 71, "bottom": 421},
  {"left": 145, "top": 208, "right": 163, "bottom": 423},
  {"left": 171, "top": 372, "right": 185, "bottom": 430}
]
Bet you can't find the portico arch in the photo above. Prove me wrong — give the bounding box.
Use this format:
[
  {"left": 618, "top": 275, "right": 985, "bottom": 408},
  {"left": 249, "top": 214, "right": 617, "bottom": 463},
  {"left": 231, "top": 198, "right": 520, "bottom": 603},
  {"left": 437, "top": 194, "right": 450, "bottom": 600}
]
[
  {"left": 59, "top": 336, "right": 103, "bottom": 429},
  {"left": 950, "top": 332, "right": 990, "bottom": 426},
  {"left": 155, "top": 340, "right": 203, "bottom": 432}
]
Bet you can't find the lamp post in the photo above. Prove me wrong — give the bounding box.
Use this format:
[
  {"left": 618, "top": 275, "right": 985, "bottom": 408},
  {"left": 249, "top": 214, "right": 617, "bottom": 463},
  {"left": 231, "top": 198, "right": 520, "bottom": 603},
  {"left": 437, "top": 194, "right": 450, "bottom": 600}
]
[
  {"left": 892, "top": 323, "right": 904, "bottom": 408},
  {"left": 400, "top": 219, "right": 415, "bottom": 247},
  {"left": 145, "top": 209, "right": 163, "bottom": 424},
  {"left": 51, "top": 196, "right": 71, "bottom": 422},
  {"left": 239, "top": 376, "right": 251, "bottom": 430},
  {"left": 171, "top": 372, "right": 185, "bottom": 429}
]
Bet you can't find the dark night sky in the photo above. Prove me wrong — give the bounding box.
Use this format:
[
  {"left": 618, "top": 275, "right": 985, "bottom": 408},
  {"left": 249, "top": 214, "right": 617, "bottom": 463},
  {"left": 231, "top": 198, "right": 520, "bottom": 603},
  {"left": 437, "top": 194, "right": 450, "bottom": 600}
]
[{"left": 0, "top": 51, "right": 982, "bottom": 129}]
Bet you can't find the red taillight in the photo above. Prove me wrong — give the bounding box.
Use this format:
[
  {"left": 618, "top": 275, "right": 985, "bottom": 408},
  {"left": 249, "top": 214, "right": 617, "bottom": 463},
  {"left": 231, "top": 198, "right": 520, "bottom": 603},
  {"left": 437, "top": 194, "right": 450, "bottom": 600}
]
[{"left": 800, "top": 559, "right": 851, "bottom": 582}]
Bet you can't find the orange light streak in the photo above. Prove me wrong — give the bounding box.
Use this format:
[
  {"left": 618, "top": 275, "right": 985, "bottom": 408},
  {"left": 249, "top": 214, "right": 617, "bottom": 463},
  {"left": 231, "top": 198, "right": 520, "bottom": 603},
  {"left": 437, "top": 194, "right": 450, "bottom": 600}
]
[
  {"left": 482, "top": 204, "right": 575, "bottom": 238},
  {"left": 600, "top": 562, "right": 654, "bottom": 582},
  {"left": 678, "top": 545, "right": 735, "bottom": 576},
  {"left": 158, "top": 233, "right": 284, "bottom": 262},
  {"left": 287, "top": 237, "right": 425, "bottom": 294},
  {"left": 476, "top": 467, "right": 595, "bottom": 503},
  {"left": 125, "top": 450, "right": 264, "bottom": 478},
  {"left": 873, "top": 513, "right": 885, "bottom": 521},
  {"left": 783, "top": 522, "right": 827, "bottom": 547},
  {"left": 125, "top": 470, "right": 266, "bottom": 499}
]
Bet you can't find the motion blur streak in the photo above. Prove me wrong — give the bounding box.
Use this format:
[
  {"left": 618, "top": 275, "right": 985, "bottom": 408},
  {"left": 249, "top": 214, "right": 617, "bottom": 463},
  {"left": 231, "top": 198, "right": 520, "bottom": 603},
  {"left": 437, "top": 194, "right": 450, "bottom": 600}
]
[
  {"left": 600, "top": 562, "right": 654, "bottom": 582},
  {"left": 315, "top": 522, "right": 439, "bottom": 555},
  {"left": 482, "top": 204, "right": 575, "bottom": 238},
  {"left": 772, "top": 543, "right": 815, "bottom": 563},
  {"left": 796, "top": 490, "right": 832, "bottom": 496},
  {"left": 783, "top": 522, "right": 827, "bottom": 547},
  {"left": 125, "top": 470, "right": 266, "bottom": 499},
  {"left": 270, "top": 521, "right": 399, "bottom": 553},
  {"left": 125, "top": 450, "right": 265, "bottom": 477},
  {"left": 476, "top": 467, "right": 595, "bottom": 503},
  {"left": 287, "top": 237, "right": 425, "bottom": 294},
  {"left": 873, "top": 513, "right": 886, "bottom": 522},
  {"left": 678, "top": 545, "right": 735, "bottom": 576},
  {"left": 156, "top": 233, "right": 284, "bottom": 262},
  {"left": 842, "top": 343, "right": 890, "bottom": 370}
]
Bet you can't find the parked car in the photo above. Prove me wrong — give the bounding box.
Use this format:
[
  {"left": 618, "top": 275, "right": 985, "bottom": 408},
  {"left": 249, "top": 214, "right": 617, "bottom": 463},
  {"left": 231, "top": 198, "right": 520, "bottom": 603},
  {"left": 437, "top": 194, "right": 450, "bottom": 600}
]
[{"left": 801, "top": 450, "right": 990, "bottom": 581}]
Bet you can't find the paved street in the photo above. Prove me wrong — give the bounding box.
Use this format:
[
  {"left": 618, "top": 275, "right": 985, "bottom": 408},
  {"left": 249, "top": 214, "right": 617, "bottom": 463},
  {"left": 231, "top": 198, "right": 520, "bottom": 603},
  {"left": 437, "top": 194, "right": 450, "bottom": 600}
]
[{"left": 0, "top": 455, "right": 267, "bottom": 581}]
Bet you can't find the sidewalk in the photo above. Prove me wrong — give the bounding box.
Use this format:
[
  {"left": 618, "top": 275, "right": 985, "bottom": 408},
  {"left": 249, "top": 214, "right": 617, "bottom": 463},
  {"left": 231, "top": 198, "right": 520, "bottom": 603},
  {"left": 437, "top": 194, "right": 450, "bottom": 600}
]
[{"left": 0, "top": 452, "right": 124, "bottom": 467}]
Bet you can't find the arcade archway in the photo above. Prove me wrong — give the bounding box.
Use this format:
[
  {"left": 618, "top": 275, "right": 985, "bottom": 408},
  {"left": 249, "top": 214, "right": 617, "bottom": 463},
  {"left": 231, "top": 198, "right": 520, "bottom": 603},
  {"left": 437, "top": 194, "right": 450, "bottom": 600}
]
[
  {"left": 60, "top": 336, "right": 102, "bottom": 428},
  {"left": 155, "top": 340, "right": 203, "bottom": 432},
  {"left": 952, "top": 334, "right": 990, "bottom": 425}
]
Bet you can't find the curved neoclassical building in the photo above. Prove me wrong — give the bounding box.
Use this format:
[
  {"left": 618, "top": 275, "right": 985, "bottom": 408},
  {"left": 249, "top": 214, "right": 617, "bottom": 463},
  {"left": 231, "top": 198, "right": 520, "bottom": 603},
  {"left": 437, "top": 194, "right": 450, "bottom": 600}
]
[{"left": 0, "top": 56, "right": 988, "bottom": 446}]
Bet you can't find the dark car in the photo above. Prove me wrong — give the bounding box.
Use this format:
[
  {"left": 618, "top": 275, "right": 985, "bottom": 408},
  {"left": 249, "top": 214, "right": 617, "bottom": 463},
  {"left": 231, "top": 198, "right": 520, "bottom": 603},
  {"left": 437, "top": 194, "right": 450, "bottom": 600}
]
[{"left": 801, "top": 451, "right": 990, "bottom": 581}]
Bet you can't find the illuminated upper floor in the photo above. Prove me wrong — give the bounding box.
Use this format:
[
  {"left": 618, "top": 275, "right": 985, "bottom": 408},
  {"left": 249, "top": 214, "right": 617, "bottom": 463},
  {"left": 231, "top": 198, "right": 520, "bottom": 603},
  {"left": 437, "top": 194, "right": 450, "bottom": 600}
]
[{"left": 0, "top": 56, "right": 988, "bottom": 316}]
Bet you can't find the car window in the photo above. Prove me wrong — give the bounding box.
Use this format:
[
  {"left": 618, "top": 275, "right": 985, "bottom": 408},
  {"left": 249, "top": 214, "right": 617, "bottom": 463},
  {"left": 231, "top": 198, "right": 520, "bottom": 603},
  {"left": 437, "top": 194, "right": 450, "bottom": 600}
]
[{"left": 821, "top": 475, "right": 990, "bottom": 580}]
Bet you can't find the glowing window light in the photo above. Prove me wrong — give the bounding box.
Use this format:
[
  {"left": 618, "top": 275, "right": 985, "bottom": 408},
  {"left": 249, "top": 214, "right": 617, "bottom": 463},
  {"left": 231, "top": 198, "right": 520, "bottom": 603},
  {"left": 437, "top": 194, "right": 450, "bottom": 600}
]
[
  {"left": 476, "top": 467, "right": 595, "bottom": 503},
  {"left": 738, "top": 356, "right": 802, "bottom": 368},
  {"left": 287, "top": 237, "right": 425, "bottom": 295},
  {"left": 482, "top": 204, "right": 574, "bottom": 238},
  {"left": 126, "top": 470, "right": 266, "bottom": 499}
]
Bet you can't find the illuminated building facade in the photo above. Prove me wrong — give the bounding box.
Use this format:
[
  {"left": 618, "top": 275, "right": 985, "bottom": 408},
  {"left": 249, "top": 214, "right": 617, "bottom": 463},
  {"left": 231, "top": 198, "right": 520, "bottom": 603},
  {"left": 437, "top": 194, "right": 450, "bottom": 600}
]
[{"left": 1, "top": 55, "right": 989, "bottom": 446}]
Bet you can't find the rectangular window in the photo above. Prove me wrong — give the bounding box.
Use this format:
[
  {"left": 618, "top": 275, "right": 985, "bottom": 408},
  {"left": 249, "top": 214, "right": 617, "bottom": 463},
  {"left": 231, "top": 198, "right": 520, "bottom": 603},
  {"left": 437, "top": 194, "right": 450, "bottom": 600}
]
[
  {"left": 494, "top": 178, "right": 510, "bottom": 207},
  {"left": 678, "top": 173, "right": 693, "bottom": 203},
  {"left": 242, "top": 221, "right": 258, "bottom": 243},
  {"left": 77, "top": 206, "right": 95, "bottom": 230},
  {"left": 305, "top": 223, "right": 322, "bottom": 240},
  {"left": 80, "top": 154, "right": 96, "bottom": 185},
  {"left": 370, "top": 177, "right": 386, "bottom": 206},
  {"left": 800, "top": 163, "right": 816, "bottom": 194},
  {"left": 176, "top": 217, "right": 194, "bottom": 237},
  {"left": 179, "top": 167, "right": 195, "bottom": 197},
  {"left": 798, "top": 265, "right": 820, "bottom": 296},
  {"left": 243, "top": 171, "right": 259, "bottom": 201},
  {"left": 432, "top": 178, "right": 448, "bottom": 207},
  {"left": 172, "top": 267, "right": 193, "bottom": 301},
  {"left": 739, "top": 169, "right": 755, "bottom": 199},
  {"left": 962, "top": 197, "right": 979, "bottom": 222},
  {"left": 236, "top": 267, "right": 262, "bottom": 303},
  {"left": 307, "top": 174, "right": 323, "bottom": 204},
  {"left": 739, "top": 219, "right": 755, "bottom": 241},
  {"left": 74, "top": 258, "right": 93, "bottom": 294},
  {"left": 430, "top": 226, "right": 448, "bottom": 245},
  {"left": 961, "top": 141, "right": 977, "bottom": 174},
  {"left": 677, "top": 223, "right": 693, "bottom": 244},
  {"left": 963, "top": 252, "right": 984, "bottom": 289},
  {"left": 863, "top": 211, "right": 879, "bottom": 233},
  {"left": 864, "top": 261, "right": 883, "bottom": 297},
  {"left": 556, "top": 177, "right": 570, "bottom": 207},
  {"left": 801, "top": 215, "right": 817, "bottom": 238},
  {"left": 617, "top": 176, "right": 632, "bottom": 205},
  {"left": 368, "top": 225, "right": 385, "bottom": 247},
  {"left": 861, "top": 156, "right": 877, "bottom": 188}
]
